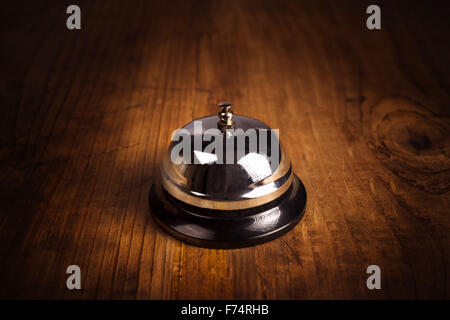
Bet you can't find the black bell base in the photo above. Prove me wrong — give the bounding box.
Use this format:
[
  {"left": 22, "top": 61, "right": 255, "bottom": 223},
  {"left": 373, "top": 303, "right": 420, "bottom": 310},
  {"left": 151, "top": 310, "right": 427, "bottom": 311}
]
[{"left": 148, "top": 175, "right": 307, "bottom": 249}]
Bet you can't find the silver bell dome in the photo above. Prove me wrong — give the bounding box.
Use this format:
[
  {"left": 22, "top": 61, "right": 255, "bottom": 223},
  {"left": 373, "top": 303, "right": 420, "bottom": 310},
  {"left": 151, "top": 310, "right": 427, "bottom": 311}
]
[{"left": 160, "top": 103, "right": 292, "bottom": 210}]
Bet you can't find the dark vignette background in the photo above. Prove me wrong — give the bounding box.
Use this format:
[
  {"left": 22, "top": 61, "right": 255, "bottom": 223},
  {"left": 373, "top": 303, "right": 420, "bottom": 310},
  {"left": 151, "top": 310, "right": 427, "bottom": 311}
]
[{"left": 0, "top": 0, "right": 449, "bottom": 299}]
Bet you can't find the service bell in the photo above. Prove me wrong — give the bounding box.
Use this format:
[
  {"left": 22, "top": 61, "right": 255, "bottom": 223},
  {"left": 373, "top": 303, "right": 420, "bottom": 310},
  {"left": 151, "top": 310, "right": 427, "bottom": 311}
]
[{"left": 149, "top": 102, "right": 307, "bottom": 248}]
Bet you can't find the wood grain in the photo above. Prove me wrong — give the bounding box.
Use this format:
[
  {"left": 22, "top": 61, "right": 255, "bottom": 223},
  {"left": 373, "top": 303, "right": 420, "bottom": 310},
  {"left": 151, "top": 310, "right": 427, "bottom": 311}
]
[{"left": 0, "top": 0, "right": 449, "bottom": 299}]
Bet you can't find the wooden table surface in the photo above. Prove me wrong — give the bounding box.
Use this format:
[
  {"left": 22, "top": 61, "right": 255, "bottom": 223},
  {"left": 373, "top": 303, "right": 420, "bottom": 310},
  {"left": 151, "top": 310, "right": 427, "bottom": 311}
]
[{"left": 1, "top": 0, "right": 449, "bottom": 299}]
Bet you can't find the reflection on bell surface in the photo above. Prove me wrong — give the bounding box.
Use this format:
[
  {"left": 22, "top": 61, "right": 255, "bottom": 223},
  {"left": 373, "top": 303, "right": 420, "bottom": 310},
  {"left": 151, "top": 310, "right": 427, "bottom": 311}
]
[{"left": 149, "top": 102, "right": 307, "bottom": 248}]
